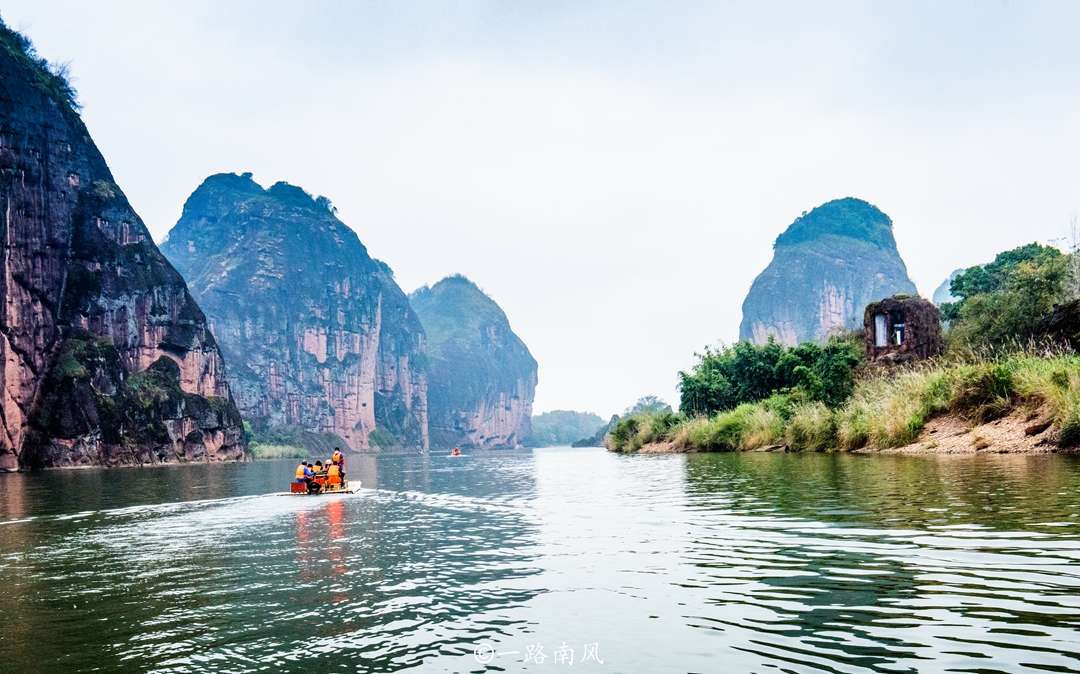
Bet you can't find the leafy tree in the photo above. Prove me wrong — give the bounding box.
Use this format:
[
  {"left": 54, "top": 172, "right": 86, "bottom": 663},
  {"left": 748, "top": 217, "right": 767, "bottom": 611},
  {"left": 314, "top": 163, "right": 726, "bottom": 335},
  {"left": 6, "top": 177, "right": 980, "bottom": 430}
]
[
  {"left": 678, "top": 337, "right": 861, "bottom": 416},
  {"left": 942, "top": 243, "right": 1071, "bottom": 348},
  {"left": 624, "top": 395, "right": 672, "bottom": 417}
]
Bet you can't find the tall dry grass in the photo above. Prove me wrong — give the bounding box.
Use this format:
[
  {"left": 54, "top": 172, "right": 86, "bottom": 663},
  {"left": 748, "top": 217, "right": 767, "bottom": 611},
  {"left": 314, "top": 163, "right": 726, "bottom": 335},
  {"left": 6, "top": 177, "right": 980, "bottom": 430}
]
[{"left": 608, "top": 350, "right": 1080, "bottom": 453}]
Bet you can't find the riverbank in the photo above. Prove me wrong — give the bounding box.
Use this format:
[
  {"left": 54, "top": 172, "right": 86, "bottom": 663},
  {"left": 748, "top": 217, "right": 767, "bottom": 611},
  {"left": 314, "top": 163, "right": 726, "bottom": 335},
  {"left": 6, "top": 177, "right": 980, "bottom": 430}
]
[
  {"left": 611, "top": 351, "right": 1080, "bottom": 455},
  {"left": 631, "top": 411, "right": 1077, "bottom": 454}
]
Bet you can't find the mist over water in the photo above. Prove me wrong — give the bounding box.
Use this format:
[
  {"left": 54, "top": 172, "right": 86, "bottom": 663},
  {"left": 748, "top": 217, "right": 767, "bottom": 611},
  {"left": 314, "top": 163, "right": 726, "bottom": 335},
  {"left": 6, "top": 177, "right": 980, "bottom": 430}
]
[{"left": 1, "top": 450, "right": 1078, "bottom": 673}]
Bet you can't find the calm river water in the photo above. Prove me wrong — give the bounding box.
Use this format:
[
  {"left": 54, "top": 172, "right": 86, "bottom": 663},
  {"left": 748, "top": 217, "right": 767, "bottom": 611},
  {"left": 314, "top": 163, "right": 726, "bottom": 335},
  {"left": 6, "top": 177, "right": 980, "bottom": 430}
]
[{"left": 1, "top": 449, "right": 1079, "bottom": 673}]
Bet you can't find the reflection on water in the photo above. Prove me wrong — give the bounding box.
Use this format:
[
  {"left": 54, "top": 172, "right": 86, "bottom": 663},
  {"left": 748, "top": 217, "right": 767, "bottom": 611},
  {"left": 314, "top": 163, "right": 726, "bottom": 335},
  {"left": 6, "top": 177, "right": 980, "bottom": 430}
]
[
  {"left": 680, "top": 454, "right": 1080, "bottom": 672},
  {"left": 0, "top": 451, "right": 1078, "bottom": 673}
]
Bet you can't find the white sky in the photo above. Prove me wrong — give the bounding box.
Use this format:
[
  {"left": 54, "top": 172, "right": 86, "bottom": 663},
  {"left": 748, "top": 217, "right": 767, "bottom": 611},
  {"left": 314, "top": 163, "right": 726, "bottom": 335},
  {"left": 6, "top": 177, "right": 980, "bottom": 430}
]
[{"left": 5, "top": 1, "right": 1079, "bottom": 417}]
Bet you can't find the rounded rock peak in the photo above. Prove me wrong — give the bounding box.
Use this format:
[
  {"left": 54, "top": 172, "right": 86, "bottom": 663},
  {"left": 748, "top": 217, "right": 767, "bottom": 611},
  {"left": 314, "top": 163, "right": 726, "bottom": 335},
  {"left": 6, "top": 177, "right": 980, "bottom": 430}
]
[{"left": 774, "top": 197, "right": 897, "bottom": 252}]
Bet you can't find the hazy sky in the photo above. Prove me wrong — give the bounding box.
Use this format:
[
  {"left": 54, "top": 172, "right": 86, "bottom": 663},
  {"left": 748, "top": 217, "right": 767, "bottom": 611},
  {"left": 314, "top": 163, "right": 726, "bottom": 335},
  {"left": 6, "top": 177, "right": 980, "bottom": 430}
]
[{"left": 5, "top": 1, "right": 1079, "bottom": 417}]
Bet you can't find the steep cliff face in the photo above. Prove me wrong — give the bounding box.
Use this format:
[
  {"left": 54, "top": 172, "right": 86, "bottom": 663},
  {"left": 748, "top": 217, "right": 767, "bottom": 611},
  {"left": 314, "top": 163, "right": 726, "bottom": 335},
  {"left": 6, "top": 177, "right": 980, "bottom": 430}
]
[
  {"left": 739, "top": 198, "right": 917, "bottom": 346},
  {"left": 409, "top": 276, "right": 537, "bottom": 449},
  {"left": 160, "top": 174, "right": 427, "bottom": 452},
  {"left": 0, "top": 23, "right": 245, "bottom": 469}
]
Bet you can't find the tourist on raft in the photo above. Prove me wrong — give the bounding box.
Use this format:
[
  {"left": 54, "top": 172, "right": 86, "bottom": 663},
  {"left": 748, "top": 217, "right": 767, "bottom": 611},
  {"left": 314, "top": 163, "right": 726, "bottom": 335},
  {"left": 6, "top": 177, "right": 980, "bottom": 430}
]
[
  {"left": 295, "top": 460, "right": 319, "bottom": 492},
  {"left": 331, "top": 447, "right": 345, "bottom": 479},
  {"left": 326, "top": 461, "right": 341, "bottom": 484}
]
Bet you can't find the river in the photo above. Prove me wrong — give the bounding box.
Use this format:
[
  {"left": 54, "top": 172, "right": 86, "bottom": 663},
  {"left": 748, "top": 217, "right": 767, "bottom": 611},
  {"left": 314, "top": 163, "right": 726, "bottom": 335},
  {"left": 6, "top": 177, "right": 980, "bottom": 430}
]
[{"left": 1, "top": 448, "right": 1078, "bottom": 673}]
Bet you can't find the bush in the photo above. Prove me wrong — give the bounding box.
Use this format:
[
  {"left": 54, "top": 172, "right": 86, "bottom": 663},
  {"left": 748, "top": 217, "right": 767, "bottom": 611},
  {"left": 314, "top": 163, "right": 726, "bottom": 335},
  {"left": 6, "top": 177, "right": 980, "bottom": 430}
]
[
  {"left": 943, "top": 243, "right": 1071, "bottom": 350},
  {"left": 678, "top": 337, "right": 861, "bottom": 416}
]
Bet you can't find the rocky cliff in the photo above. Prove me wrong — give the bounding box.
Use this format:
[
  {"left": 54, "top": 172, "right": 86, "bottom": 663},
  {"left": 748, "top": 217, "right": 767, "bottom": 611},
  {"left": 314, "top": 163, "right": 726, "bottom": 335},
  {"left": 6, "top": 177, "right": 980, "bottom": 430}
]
[
  {"left": 0, "top": 23, "right": 245, "bottom": 469},
  {"left": 160, "top": 174, "right": 427, "bottom": 452},
  {"left": 739, "top": 198, "right": 917, "bottom": 346},
  {"left": 409, "top": 276, "right": 537, "bottom": 449}
]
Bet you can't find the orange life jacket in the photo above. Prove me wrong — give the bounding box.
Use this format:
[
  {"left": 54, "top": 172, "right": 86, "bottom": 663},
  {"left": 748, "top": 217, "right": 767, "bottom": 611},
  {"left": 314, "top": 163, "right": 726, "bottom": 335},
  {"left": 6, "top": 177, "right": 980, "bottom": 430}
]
[
  {"left": 327, "top": 464, "right": 340, "bottom": 477},
  {"left": 332, "top": 451, "right": 343, "bottom": 466},
  {"left": 295, "top": 465, "right": 306, "bottom": 480}
]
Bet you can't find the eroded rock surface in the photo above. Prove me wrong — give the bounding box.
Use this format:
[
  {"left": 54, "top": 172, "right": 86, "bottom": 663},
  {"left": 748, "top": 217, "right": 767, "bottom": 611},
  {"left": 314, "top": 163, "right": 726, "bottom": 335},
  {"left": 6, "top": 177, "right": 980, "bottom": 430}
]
[
  {"left": 739, "top": 198, "right": 917, "bottom": 346},
  {"left": 0, "top": 23, "right": 245, "bottom": 469},
  {"left": 161, "top": 174, "right": 428, "bottom": 451},
  {"left": 409, "top": 276, "right": 536, "bottom": 449}
]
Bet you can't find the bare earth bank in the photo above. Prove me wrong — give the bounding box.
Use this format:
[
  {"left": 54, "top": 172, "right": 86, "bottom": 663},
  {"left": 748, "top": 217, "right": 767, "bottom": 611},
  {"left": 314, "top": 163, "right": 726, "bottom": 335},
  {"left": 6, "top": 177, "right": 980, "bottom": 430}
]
[{"left": 632, "top": 412, "right": 1080, "bottom": 455}]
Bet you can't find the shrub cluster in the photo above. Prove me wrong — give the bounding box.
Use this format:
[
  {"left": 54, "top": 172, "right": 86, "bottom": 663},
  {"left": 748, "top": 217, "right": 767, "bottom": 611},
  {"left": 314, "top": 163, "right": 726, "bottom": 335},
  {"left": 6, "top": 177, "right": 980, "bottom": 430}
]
[
  {"left": 942, "top": 243, "right": 1070, "bottom": 349},
  {"left": 678, "top": 337, "right": 862, "bottom": 416}
]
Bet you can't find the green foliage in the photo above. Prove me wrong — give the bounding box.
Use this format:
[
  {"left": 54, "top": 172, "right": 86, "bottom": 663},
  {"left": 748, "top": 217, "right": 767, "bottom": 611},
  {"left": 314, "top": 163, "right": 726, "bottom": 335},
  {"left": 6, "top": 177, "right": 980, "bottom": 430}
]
[
  {"left": 92, "top": 180, "right": 117, "bottom": 199},
  {"left": 0, "top": 19, "right": 80, "bottom": 111},
  {"left": 529, "top": 410, "right": 605, "bottom": 447},
  {"left": 612, "top": 351, "right": 1080, "bottom": 453},
  {"left": 624, "top": 396, "right": 672, "bottom": 417},
  {"left": 774, "top": 197, "right": 897, "bottom": 251},
  {"left": 943, "top": 243, "right": 1070, "bottom": 349},
  {"left": 250, "top": 444, "right": 309, "bottom": 460},
  {"left": 368, "top": 426, "right": 397, "bottom": 449},
  {"left": 609, "top": 411, "right": 683, "bottom": 452},
  {"left": 125, "top": 362, "right": 182, "bottom": 410},
  {"left": 678, "top": 337, "right": 861, "bottom": 416},
  {"left": 251, "top": 424, "right": 347, "bottom": 455}
]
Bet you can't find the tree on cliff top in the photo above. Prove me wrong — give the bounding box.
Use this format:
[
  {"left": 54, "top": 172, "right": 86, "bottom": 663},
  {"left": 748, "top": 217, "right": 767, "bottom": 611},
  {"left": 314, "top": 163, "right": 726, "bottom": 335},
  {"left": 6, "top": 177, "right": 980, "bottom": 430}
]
[{"left": 774, "top": 197, "right": 899, "bottom": 252}]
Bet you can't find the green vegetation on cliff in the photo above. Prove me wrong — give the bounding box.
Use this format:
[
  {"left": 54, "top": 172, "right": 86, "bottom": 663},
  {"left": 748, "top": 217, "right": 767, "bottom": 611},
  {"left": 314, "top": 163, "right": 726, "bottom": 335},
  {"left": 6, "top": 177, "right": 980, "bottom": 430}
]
[
  {"left": 23, "top": 333, "right": 242, "bottom": 468},
  {"left": 0, "top": 18, "right": 79, "bottom": 112}
]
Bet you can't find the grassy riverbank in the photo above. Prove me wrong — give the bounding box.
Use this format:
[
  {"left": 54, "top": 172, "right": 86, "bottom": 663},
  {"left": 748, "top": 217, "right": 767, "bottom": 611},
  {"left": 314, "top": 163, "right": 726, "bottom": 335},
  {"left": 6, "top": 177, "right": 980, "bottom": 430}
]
[
  {"left": 610, "top": 351, "right": 1080, "bottom": 453},
  {"left": 249, "top": 444, "right": 309, "bottom": 460}
]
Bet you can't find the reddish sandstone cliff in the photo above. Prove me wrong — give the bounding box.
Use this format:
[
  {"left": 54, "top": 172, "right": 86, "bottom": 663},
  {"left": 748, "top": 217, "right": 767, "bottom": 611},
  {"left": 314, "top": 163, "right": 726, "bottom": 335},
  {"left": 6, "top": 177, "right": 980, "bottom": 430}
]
[
  {"left": 410, "top": 276, "right": 536, "bottom": 449},
  {"left": 0, "top": 23, "right": 245, "bottom": 469},
  {"left": 160, "top": 174, "right": 428, "bottom": 452}
]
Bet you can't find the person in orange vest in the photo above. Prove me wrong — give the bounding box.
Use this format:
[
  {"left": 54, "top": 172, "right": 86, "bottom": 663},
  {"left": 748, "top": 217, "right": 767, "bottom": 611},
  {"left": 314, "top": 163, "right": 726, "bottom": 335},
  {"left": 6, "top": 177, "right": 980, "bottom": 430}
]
[
  {"left": 332, "top": 447, "right": 345, "bottom": 480},
  {"left": 326, "top": 461, "right": 341, "bottom": 487},
  {"left": 295, "top": 461, "right": 309, "bottom": 483}
]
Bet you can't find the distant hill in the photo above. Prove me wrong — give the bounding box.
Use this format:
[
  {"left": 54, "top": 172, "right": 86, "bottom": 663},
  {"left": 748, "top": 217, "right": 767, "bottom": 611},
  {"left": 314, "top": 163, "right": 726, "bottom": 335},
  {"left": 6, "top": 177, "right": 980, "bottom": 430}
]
[
  {"left": 739, "top": 198, "right": 917, "bottom": 345},
  {"left": 161, "top": 173, "right": 428, "bottom": 452},
  {"left": 410, "top": 276, "right": 537, "bottom": 449},
  {"left": 528, "top": 410, "right": 604, "bottom": 447},
  {"left": 932, "top": 269, "right": 965, "bottom": 306},
  {"left": 572, "top": 415, "right": 620, "bottom": 448}
]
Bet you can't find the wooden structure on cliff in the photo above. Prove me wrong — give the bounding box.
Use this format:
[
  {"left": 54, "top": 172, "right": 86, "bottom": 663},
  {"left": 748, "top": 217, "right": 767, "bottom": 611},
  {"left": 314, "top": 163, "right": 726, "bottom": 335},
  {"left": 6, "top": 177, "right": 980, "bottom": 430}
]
[{"left": 864, "top": 295, "right": 942, "bottom": 363}]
